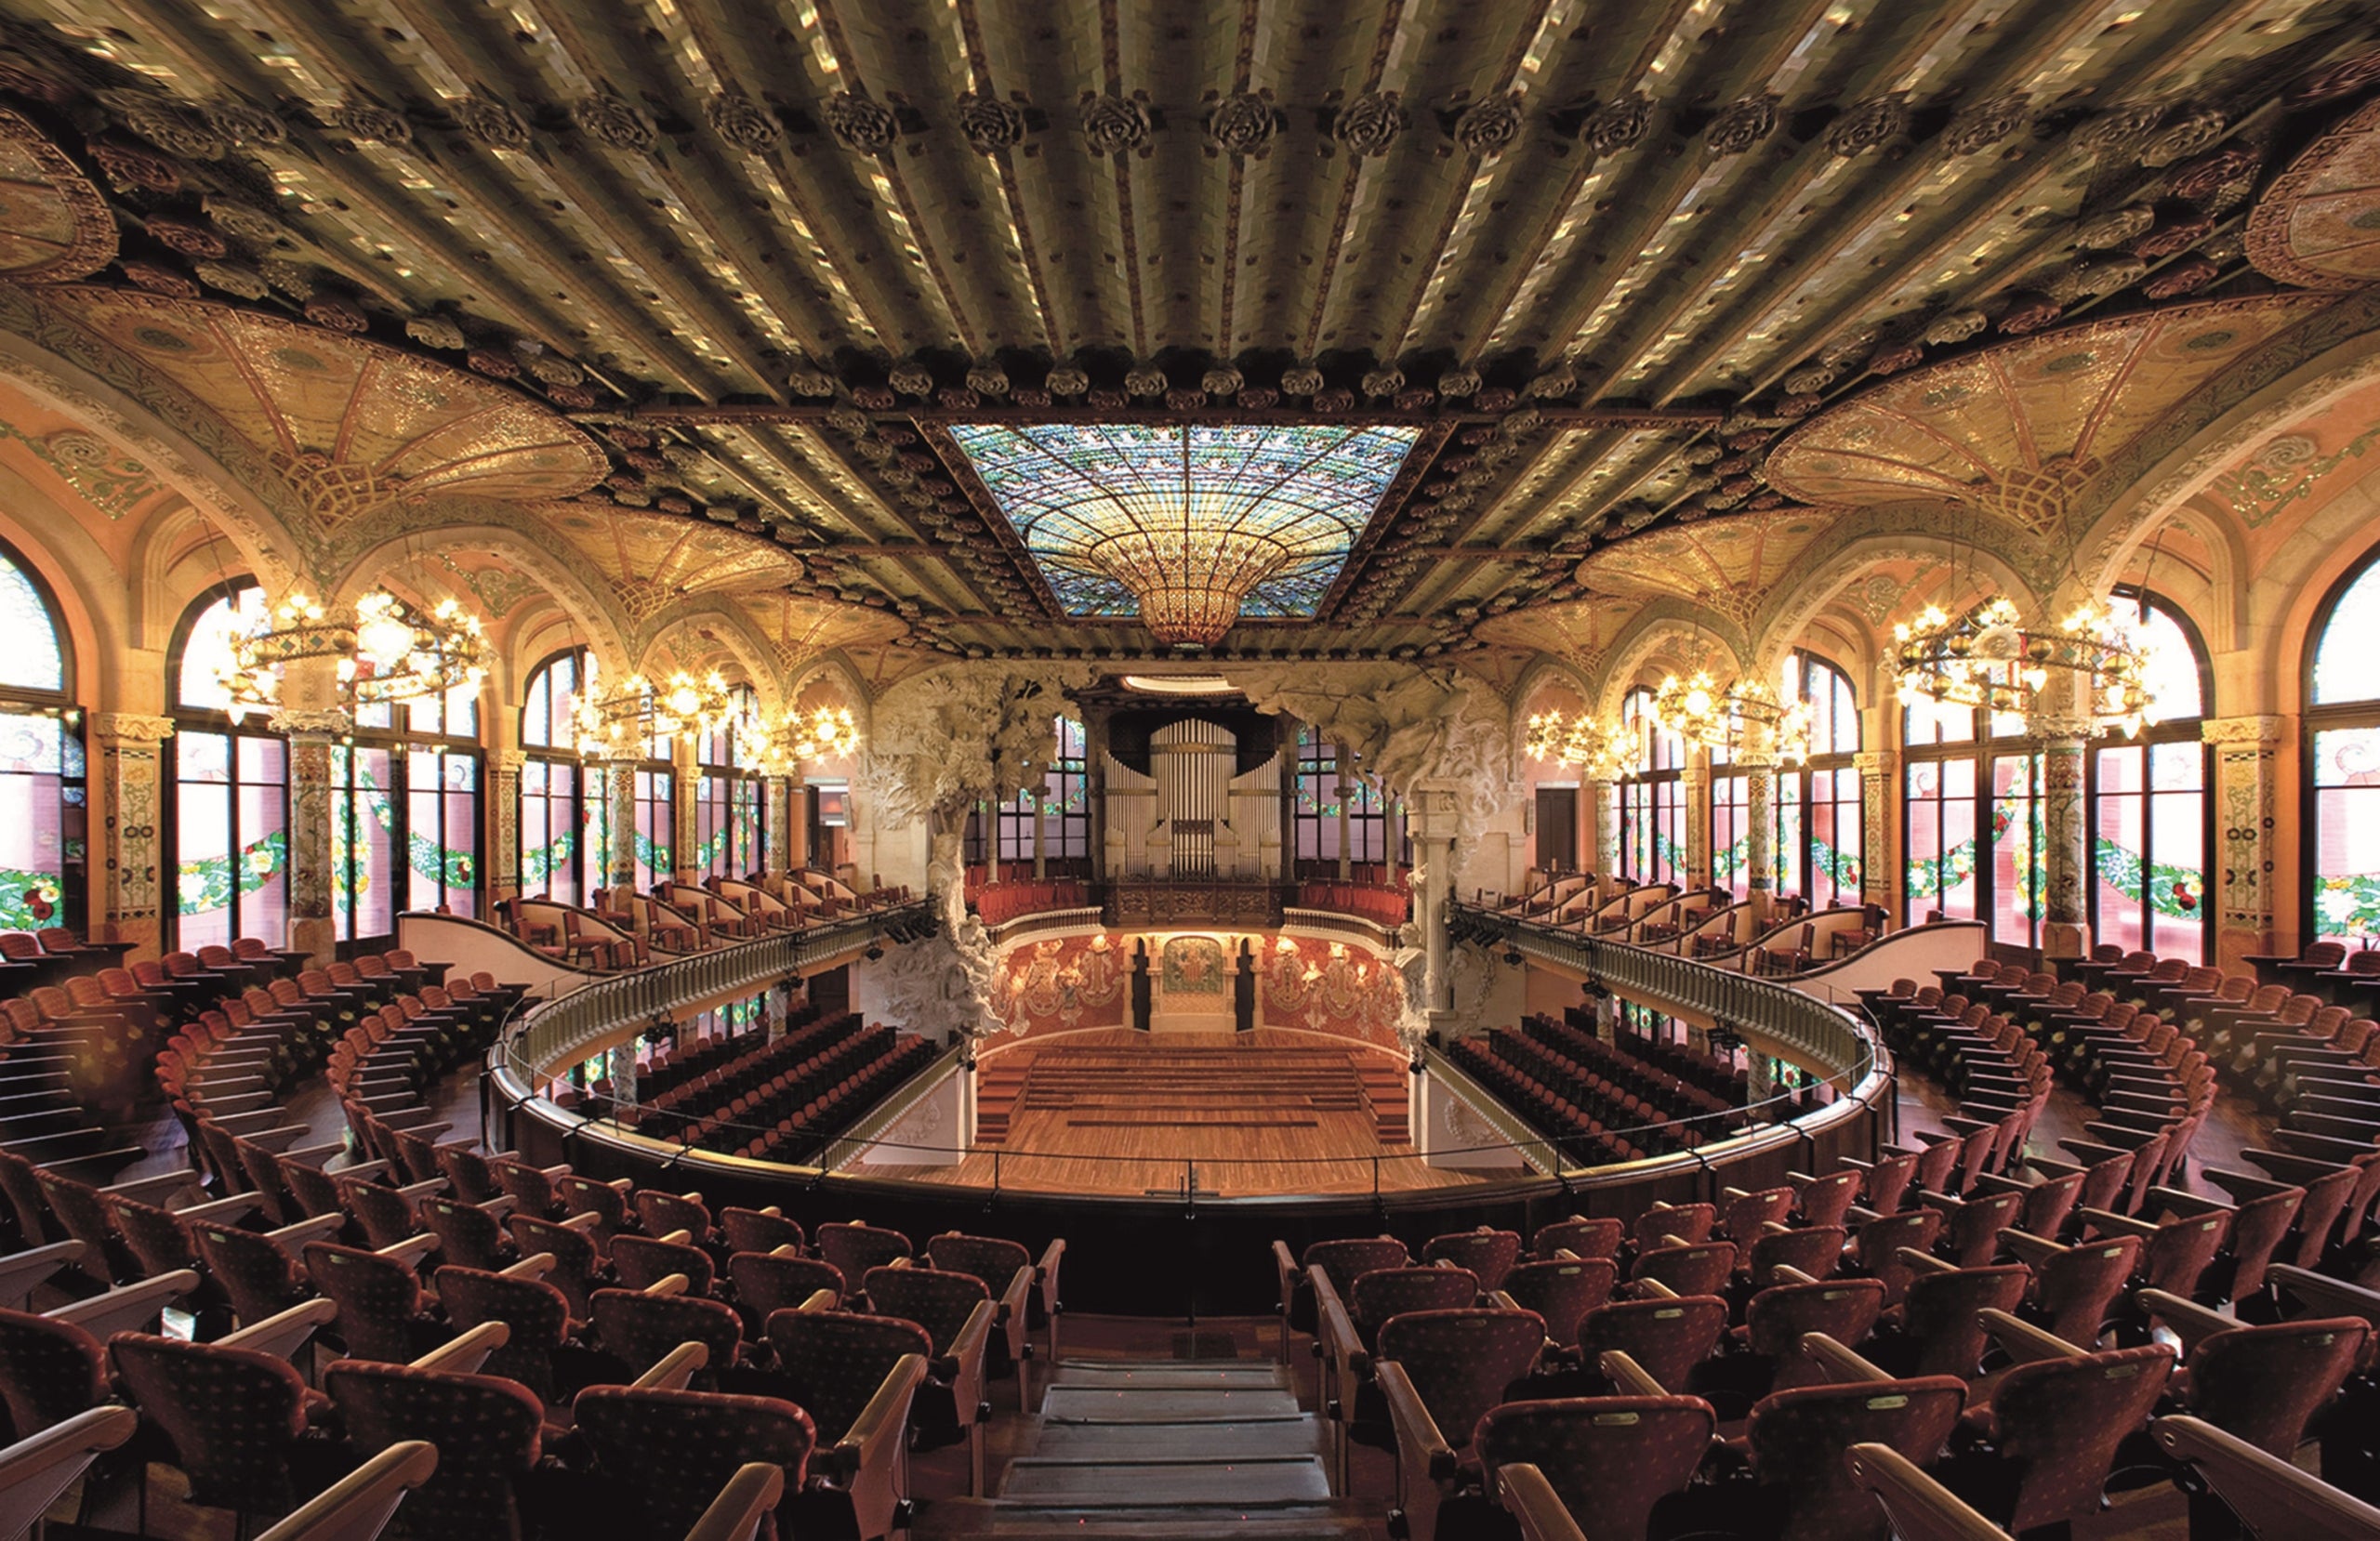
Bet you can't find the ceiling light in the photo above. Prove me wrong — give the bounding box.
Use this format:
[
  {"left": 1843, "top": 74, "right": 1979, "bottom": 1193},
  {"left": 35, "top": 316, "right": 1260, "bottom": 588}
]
[{"left": 1893, "top": 597, "right": 2156, "bottom": 737}]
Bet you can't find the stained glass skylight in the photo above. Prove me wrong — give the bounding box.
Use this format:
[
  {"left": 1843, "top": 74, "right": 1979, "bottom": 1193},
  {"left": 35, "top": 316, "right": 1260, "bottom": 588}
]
[{"left": 946, "top": 423, "right": 1420, "bottom": 643}]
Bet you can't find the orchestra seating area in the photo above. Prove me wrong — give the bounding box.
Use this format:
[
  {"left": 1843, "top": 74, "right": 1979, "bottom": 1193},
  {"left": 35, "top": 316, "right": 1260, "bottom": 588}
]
[{"left": 1441, "top": 1011, "right": 1751, "bottom": 1165}]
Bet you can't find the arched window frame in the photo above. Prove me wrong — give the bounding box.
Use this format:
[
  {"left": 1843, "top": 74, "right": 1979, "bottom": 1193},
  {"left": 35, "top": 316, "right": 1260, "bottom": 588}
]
[
  {"left": 2304, "top": 548, "right": 2380, "bottom": 942},
  {"left": 1616, "top": 686, "right": 1686, "bottom": 886},
  {"left": 1291, "top": 721, "right": 1389, "bottom": 879},
  {"left": 1772, "top": 649, "right": 1864, "bottom": 909},
  {"left": 0, "top": 537, "right": 85, "bottom": 934},
  {"left": 693, "top": 683, "right": 765, "bottom": 880},
  {"left": 518, "top": 646, "right": 610, "bottom": 906},
  {"left": 334, "top": 600, "right": 484, "bottom": 934},
  {"left": 166, "top": 582, "right": 289, "bottom": 949},
  {"left": 2087, "top": 587, "right": 2211, "bottom": 961}
]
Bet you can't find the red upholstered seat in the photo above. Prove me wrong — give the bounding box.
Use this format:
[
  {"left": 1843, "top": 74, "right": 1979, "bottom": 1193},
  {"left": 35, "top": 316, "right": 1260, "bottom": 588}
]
[
  {"left": 574, "top": 1386, "right": 815, "bottom": 1541},
  {"left": 321, "top": 1359, "right": 544, "bottom": 1541},
  {"left": 1472, "top": 1395, "right": 1715, "bottom": 1541}
]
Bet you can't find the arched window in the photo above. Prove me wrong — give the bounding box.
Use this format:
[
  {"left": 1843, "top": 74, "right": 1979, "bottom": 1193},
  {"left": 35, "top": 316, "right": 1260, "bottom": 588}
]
[
  {"left": 1774, "top": 650, "right": 1864, "bottom": 908},
  {"left": 693, "top": 683, "right": 765, "bottom": 880},
  {"left": 0, "top": 541, "right": 84, "bottom": 933},
  {"left": 520, "top": 648, "right": 610, "bottom": 906},
  {"left": 2090, "top": 592, "right": 2210, "bottom": 960},
  {"left": 2308, "top": 554, "right": 2380, "bottom": 939},
  {"left": 1617, "top": 686, "right": 1686, "bottom": 886},
  {"left": 169, "top": 584, "right": 287, "bottom": 947}
]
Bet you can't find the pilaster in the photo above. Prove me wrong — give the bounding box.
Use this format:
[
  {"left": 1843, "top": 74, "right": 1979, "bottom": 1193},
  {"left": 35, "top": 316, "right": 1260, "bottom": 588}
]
[
  {"left": 2203, "top": 715, "right": 2289, "bottom": 970},
  {"left": 492, "top": 748, "right": 525, "bottom": 902},
  {"left": 1854, "top": 749, "right": 1898, "bottom": 922},
  {"left": 88, "top": 712, "right": 173, "bottom": 961},
  {"left": 606, "top": 764, "right": 637, "bottom": 891},
  {"left": 2040, "top": 737, "right": 2089, "bottom": 959}
]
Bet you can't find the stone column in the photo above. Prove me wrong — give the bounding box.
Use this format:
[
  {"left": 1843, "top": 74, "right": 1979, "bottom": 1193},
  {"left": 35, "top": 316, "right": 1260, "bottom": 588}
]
[
  {"left": 1742, "top": 757, "right": 1778, "bottom": 923},
  {"left": 2040, "top": 736, "right": 2090, "bottom": 959},
  {"left": 491, "top": 749, "right": 525, "bottom": 903},
  {"left": 88, "top": 712, "right": 174, "bottom": 961},
  {"left": 1855, "top": 749, "right": 1897, "bottom": 922},
  {"left": 2203, "top": 715, "right": 2287, "bottom": 970},
  {"left": 1410, "top": 780, "right": 1461, "bottom": 1015},
  {"left": 766, "top": 775, "right": 792, "bottom": 875},
  {"left": 606, "top": 764, "right": 637, "bottom": 892},
  {"left": 1684, "top": 751, "right": 1712, "bottom": 891},
  {"left": 275, "top": 713, "right": 342, "bottom": 966},
  {"left": 670, "top": 734, "right": 698, "bottom": 883}
]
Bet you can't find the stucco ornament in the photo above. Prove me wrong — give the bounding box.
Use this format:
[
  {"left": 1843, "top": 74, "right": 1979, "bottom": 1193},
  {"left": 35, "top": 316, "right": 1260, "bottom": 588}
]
[{"left": 870, "top": 910, "right": 1003, "bottom": 1041}]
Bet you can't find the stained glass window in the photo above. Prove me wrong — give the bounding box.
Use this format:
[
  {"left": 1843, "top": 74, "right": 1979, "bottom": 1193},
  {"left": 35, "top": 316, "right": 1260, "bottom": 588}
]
[
  {"left": 2090, "top": 592, "right": 2206, "bottom": 961},
  {"left": 2313, "top": 552, "right": 2380, "bottom": 937},
  {"left": 1617, "top": 688, "right": 1685, "bottom": 886},
  {"left": 177, "top": 586, "right": 268, "bottom": 711},
  {"left": 946, "top": 424, "right": 1418, "bottom": 620},
  {"left": 522, "top": 649, "right": 605, "bottom": 902},
  {"left": 2316, "top": 559, "right": 2380, "bottom": 705},
  {"left": 1773, "top": 651, "right": 1862, "bottom": 907},
  {"left": 0, "top": 549, "right": 62, "bottom": 692}
]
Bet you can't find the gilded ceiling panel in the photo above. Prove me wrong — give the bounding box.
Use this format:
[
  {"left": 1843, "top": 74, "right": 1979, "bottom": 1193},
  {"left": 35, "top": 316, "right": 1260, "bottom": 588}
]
[
  {"left": 0, "top": 107, "right": 113, "bottom": 282},
  {"left": 1764, "top": 296, "right": 2334, "bottom": 532},
  {"left": 2248, "top": 98, "right": 2380, "bottom": 290},
  {"left": 1573, "top": 509, "right": 1844, "bottom": 623}
]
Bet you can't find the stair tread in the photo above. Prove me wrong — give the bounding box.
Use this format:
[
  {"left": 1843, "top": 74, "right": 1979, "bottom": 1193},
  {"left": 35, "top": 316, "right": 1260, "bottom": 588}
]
[
  {"left": 1032, "top": 1418, "right": 1327, "bottom": 1462},
  {"left": 998, "top": 1455, "right": 1331, "bottom": 1504},
  {"left": 926, "top": 1498, "right": 1376, "bottom": 1537},
  {"left": 1040, "top": 1387, "right": 1303, "bottom": 1422}
]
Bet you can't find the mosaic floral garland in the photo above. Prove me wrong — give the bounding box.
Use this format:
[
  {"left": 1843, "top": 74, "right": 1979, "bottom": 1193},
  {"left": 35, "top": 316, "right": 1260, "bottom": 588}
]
[
  {"left": 178, "top": 829, "right": 284, "bottom": 915},
  {"left": 0, "top": 867, "right": 63, "bottom": 930}
]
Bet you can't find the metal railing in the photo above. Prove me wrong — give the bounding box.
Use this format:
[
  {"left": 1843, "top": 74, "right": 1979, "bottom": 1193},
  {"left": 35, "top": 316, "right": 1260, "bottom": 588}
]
[
  {"left": 1457, "top": 900, "right": 1877, "bottom": 1087},
  {"left": 495, "top": 902, "right": 930, "bottom": 1088}
]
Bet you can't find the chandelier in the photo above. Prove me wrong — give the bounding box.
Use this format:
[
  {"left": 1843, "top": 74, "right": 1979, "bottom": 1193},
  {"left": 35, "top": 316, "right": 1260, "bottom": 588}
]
[
  {"left": 572, "top": 669, "right": 739, "bottom": 762},
  {"left": 1893, "top": 597, "right": 2154, "bottom": 737},
  {"left": 1650, "top": 672, "right": 1811, "bottom": 763},
  {"left": 1522, "top": 709, "right": 1633, "bottom": 781},
  {"left": 220, "top": 590, "right": 487, "bottom": 727},
  {"left": 744, "top": 705, "right": 863, "bottom": 774}
]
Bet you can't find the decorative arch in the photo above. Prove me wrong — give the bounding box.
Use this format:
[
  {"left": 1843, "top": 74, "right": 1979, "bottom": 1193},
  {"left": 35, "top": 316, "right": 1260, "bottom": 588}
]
[
  {"left": 0, "top": 531, "right": 86, "bottom": 932},
  {"left": 1592, "top": 603, "right": 1747, "bottom": 720}
]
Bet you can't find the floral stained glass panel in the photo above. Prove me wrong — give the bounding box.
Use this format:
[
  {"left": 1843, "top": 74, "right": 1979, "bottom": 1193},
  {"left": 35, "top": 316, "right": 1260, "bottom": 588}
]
[
  {"left": 947, "top": 423, "right": 1418, "bottom": 619},
  {"left": 0, "top": 552, "right": 61, "bottom": 692}
]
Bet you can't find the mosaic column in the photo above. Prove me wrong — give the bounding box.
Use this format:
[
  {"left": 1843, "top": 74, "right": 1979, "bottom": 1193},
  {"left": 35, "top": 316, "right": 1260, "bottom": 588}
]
[
  {"left": 766, "top": 775, "right": 791, "bottom": 874},
  {"left": 88, "top": 712, "right": 172, "bottom": 961},
  {"left": 1587, "top": 778, "right": 1617, "bottom": 878},
  {"left": 606, "top": 764, "right": 637, "bottom": 893},
  {"left": 1742, "top": 757, "right": 1777, "bottom": 918},
  {"left": 1410, "top": 781, "right": 1460, "bottom": 1015},
  {"left": 671, "top": 734, "right": 698, "bottom": 883},
  {"left": 491, "top": 749, "right": 524, "bottom": 902},
  {"left": 275, "top": 712, "right": 343, "bottom": 966},
  {"left": 1685, "top": 753, "right": 1712, "bottom": 891},
  {"left": 2203, "top": 715, "right": 2287, "bottom": 970},
  {"left": 1854, "top": 749, "right": 1897, "bottom": 921},
  {"left": 2040, "top": 736, "right": 2090, "bottom": 959}
]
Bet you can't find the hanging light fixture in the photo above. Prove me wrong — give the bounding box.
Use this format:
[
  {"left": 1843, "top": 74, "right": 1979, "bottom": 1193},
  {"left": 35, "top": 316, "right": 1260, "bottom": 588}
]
[
  {"left": 1892, "top": 596, "right": 2156, "bottom": 737},
  {"left": 1649, "top": 671, "right": 1812, "bottom": 763},
  {"left": 219, "top": 589, "right": 487, "bottom": 727},
  {"left": 571, "top": 669, "right": 739, "bottom": 762},
  {"left": 1523, "top": 709, "right": 1633, "bottom": 781},
  {"left": 744, "top": 704, "right": 863, "bottom": 774}
]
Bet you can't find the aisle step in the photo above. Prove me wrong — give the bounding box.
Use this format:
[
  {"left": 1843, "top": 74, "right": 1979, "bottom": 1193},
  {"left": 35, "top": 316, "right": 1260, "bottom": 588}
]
[
  {"left": 926, "top": 1498, "right": 1377, "bottom": 1537},
  {"left": 1031, "top": 1416, "right": 1322, "bottom": 1461},
  {"left": 998, "top": 1455, "right": 1330, "bottom": 1504},
  {"left": 1048, "top": 1359, "right": 1289, "bottom": 1390}
]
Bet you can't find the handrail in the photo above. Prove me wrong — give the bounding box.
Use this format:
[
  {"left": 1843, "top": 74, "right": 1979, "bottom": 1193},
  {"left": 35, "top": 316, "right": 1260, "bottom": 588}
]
[
  {"left": 490, "top": 902, "right": 932, "bottom": 1090},
  {"left": 1457, "top": 900, "right": 1879, "bottom": 1088}
]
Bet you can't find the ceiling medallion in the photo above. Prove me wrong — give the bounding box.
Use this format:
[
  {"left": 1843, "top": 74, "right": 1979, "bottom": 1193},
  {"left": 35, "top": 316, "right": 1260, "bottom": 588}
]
[
  {"left": 220, "top": 590, "right": 488, "bottom": 729},
  {"left": 1081, "top": 91, "right": 1152, "bottom": 157},
  {"left": 824, "top": 92, "right": 900, "bottom": 154},
  {"left": 1208, "top": 90, "right": 1276, "bottom": 157},
  {"left": 1581, "top": 95, "right": 1653, "bottom": 156},
  {"left": 1332, "top": 91, "right": 1406, "bottom": 157},
  {"left": 957, "top": 93, "right": 1027, "bottom": 153},
  {"left": 1826, "top": 95, "right": 1908, "bottom": 158},
  {"left": 707, "top": 93, "right": 783, "bottom": 152},
  {"left": 1523, "top": 709, "right": 1632, "bottom": 780},
  {"left": 1650, "top": 673, "right": 1812, "bottom": 764},
  {"left": 1892, "top": 597, "right": 2154, "bottom": 737},
  {"left": 1455, "top": 94, "right": 1525, "bottom": 157},
  {"left": 1942, "top": 93, "right": 2030, "bottom": 156}
]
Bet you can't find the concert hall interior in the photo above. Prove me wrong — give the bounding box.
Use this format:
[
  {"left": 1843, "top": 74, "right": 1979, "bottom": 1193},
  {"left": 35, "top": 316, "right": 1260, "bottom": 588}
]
[{"left": 11, "top": 2, "right": 2380, "bottom": 1538}]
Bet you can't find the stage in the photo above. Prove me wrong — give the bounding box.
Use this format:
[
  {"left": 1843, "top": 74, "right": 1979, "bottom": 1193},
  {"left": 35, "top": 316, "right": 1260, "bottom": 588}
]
[{"left": 846, "top": 1030, "right": 1500, "bottom": 1196}]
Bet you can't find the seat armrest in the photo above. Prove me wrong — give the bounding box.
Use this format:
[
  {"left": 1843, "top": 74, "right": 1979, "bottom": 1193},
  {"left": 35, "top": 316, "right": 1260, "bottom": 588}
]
[
  {"left": 101, "top": 1171, "right": 201, "bottom": 1206},
  {"left": 254, "top": 1441, "right": 438, "bottom": 1541},
  {"left": 2079, "top": 1207, "right": 2159, "bottom": 1241},
  {"left": 1893, "top": 1247, "right": 1956, "bottom": 1277},
  {"left": 1842, "top": 1444, "right": 2007, "bottom": 1541},
  {"left": 1995, "top": 1230, "right": 2065, "bottom": 1270},
  {"left": 1271, "top": 1239, "right": 1301, "bottom": 1308},
  {"left": 558, "top": 1211, "right": 603, "bottom": 1233},
  {"left": 375, "top": 1233, "right": 441, "bottom": 1270},
  {"left": 1980, "top": 1308, "right": 2087, "bottom": 1363},
  {"left": 220, "top": 1297, "right": 338, "bottom": 1361},
  {"left": 2143, "top": 1188, "right": 2229, "bottom": 1220},
  {"left": 170, "top": 1194, "right": 263, "bottom": 1226},
  {"left": 502, "top": 1252, "right": 557, "bottom": 1281},
  {"left": 797, "top": 1288, "right": 840, "bottom": 1314},
  {"left": 2136, "top": 1288, "right": 2241, "bottom": 1356},
  {"left": 278, "top": 1140, "right": 350, "bottom": 1170},
  {"left": 1630, "top": 1277, "right": 1681, "bottom": 1300},
  {"left": 998, "top": 1264, "right": 1034, "bottom": 1361},
  {"left": 823, "top": 1351, "right": 927, "bottom": 1490},
  {"left": 947, "top": 1297, "right": 997, "bottom": 1416},
  {"left": 1498, "top": 1463, "right": 1591, "bottom": 1541},
  {"left": 44, "top": 1270, "right": 202, "bottom": 1336},
  {"left": 1799, "top": 1332, "right": 1897, "bottom": 1384},
  {"left": 267, "top": 1213, "right": 350, "bottom": 1247},
  {"left": 393, "top": 1179, "right": 448, "bottom": 1203},
  {"left": 2268, "top": 1265, "right": 2380, "bottom": 1327},
  {"left": 2152, "top": 1416, "right": 2380, "bottom": 1541},
  {"left": 1036, "top": 1237, "right": 1065, "bottom": 1316},
  {"left": 642, "top": 1273, "right": 690, "bottom": 1297},
  {"left": 410, "top": 1320, "right": 510, "bottom": 1375},
  {"left": 628, "top": 1340, "right": 708, "bottom": 1391},
  {"left": 1597, "top": 1350, "right": 1669, "bottom": 1397},
  {"left": 1377, "top": 1359, "right": 1460, "bottom": 1486}
]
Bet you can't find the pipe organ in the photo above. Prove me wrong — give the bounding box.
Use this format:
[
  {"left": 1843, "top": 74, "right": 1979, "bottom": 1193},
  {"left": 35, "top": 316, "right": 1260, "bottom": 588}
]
[{"left": 1102, "top": 718, "right": 1281, "bottom": 880}]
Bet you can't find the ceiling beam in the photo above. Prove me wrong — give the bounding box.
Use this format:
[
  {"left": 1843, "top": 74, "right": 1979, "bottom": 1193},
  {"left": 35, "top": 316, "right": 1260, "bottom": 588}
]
[{"left": 615, "top": 402, "right": 1725, "bottom": 428}]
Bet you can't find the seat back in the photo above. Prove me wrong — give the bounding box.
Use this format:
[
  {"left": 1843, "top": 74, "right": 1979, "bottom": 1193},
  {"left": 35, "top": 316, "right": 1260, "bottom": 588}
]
[
  {"left": 1376, "top": 1308, "right": 1549, "bottom": 1455},
  {"left": 1793, "top": 1170, "right": 1865, "bottom": 1230},
  {"left": 1534, "top": 1216, "right": 1624, "bottom": 1261},
  {"left": 925, "top": 1233, "right": 1032, "bottom": 1298},
  {"left": 2222, "top": 1186, "right": 2306, "bottom": 1300},
  {"left": 1897, "top": 1266, "right": 2030, "bottom": 1379},
  {"left": 2137, "top": 1211, "right": 2231, "bottom": 1297},
  {"left": 1499, "top": 1258, "right": 1616, "bottom": 1350},
  {"left": 1852, "top": 1211, "right": 1944, "bottom": 1307},
  {"left": 861, "top": 1265, "right": 989, "bottom": 1356},
  {"left": 763, "top": 1309, "right": 931, "bottom": 1442},
  {"left": 1633, "top": 1241, "right": 1735, "bottom": 1299},
  {"left": 815, "top": 1221, "right": 913, "bottom": 1282},
  {"left": 107, "top": 1334, "right": 311, "bottom": 1512},
  {"left": 574, "top": 1386, "right": 815, "bottom": 1541},
  {"left": 0, "top": 1308, "right": 105, "bottom": 1438},
  {"left": 1989, "top": 1345, "right": 2175, "bottom": 1533},
  {"left": 2033, "top": 1235, "right": 2141, "bottom": 1347},
  {"left": 589, "top": 1289, "right": 743, "bottom": 1382},
  {"left": 610, "top": 1234, "right": 714, "bottom": 1297},
  {"left": 1745, "top": 1280, "right": 1887, "bottom": 1389},
  {"left": 1300, "top": 1236, "right": 1408, "bottom": 1298},
  {"left": 2184, "top": 1318, "right": 2369, "bottom": 1457},
  {"left": 633, "top": 1190, "right": 711, "bottom": 1241},
  {"left": 721, "top": 1207, "right": 803, "bottom": 1257},
  {"left": 1423, "top": 1228, "right": 1523, "bottom": 1291},
  {"left": 1940, "top": 1190, "right": 2025, "bottom": 1268},
  {"left": 192, "top": 1221, "right": 305, "bottom": 1325},
  {"left": 1474, "top": 1396, "right": 1716, "bottom": 1541},
  {"left": 1748, "top": 1226, "right": 1845, "bottom": 1285},
  {"left": 320, "top": 1360, "right": 542, "bottom": 1541},
  {"left": 1577, "top": 1297, "right": 1729, "bottom": 1390},
  {"left": 302, "top": 1242, "right": 423, "bottom": 1364},
  {"left": 1632, "top": 1204, "right": 1715, "bottom": 1251},
  {"left": 420, "top": 1199, "right": 509, "bottom": 1274},
  {"left": 1350, "top": 1267, "right": 1480, "bottom": 1337},
  {"left": 504, "top": 1217, "right": 599, "bottom": 1319},
  {"left": 1858, "top": 1152, "right": 1920, "bottom": 1216},
  {"left": 1745, "top": 1376, "right": 1968, "bottom": 1541}
]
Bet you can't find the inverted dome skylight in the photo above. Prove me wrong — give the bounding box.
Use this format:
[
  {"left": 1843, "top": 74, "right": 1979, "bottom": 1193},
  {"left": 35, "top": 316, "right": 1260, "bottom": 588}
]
[{"left": 946, "top": 423, "right": 1419, "bottom": 644}]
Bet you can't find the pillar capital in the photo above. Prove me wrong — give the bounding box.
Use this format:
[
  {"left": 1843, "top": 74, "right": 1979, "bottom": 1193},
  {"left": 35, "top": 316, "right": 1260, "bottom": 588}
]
[
  {"left": 496, "top": 748, "right": 529, "bottom": 774},
  {"left": 87, "top": 712, "right": 175, "bottom": 743},
  {"left": 2201, "top": 715, "right": 2290, "bottom": 746},
  {"left": 1852, "top": 749, "right": 1897, "bottom": 776},
  {"left": 269, "top": 706, "right": 351, "bottom": 738}
]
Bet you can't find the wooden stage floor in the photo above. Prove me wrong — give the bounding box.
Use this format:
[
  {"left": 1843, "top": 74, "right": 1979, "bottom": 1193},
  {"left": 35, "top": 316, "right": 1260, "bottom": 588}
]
[{"left": 847, "top": 1030, "right": 1499, "bottom": 1197}]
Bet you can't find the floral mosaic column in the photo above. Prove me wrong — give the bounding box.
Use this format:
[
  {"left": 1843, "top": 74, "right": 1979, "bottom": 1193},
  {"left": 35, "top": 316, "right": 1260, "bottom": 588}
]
[
  {"left": 492, "top": 749, "right": 523, "bottom": 902},
  {"left": 1588, "top": 778, "right": 1617, "bottom": 877},
  {"left": 1743, "top": 758, "right": 1777, "bottom": 913},
  {"left": 2040, "top": 737, "right": 2089, "bottom": 959},
  {"left": 766, "top": 776, "right": 791, "bottom": 875},
  {"left": 671, "top": 735, "right": 698, "bottom": 884},
  {"left": 1855, "top": 749, "right": 1897, "bottom": 921},
  {"left": 89, "top": 712, "right": 172, "bottom": 961},
  {"left": 606, "top": 764, "right": 637, "bottom": 892},
  {"left": 1685, "top": 754, "right": 1712, "bottom": 891},
  {"left": 275, "top": 709, "right": 344, "bottom": 966},
  {"left": 2203, "top": 715, "right": 2286, "bottom": 969}
]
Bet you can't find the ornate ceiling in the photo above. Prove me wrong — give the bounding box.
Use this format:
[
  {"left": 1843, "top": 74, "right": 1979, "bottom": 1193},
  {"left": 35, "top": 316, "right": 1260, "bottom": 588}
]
[{"left": 0, "top": 2, "right": 2368, "bottom": 684}]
